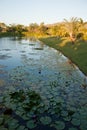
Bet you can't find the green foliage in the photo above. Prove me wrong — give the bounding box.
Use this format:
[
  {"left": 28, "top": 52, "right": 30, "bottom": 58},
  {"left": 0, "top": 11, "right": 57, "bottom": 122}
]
[
  {"left": 0, "top": 17, "right": 87, "bottom": 39},
  {"left": 40, "top": 116, "right": 52, "bottom": 125},
  {"left": 1, "top": 83, "right": 87, "bottom": 130}
]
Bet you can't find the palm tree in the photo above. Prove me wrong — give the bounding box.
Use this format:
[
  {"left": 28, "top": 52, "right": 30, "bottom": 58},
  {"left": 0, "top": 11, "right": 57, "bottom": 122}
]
[{"left": 64, "top": 17, "right": 80, "bottom": 43}]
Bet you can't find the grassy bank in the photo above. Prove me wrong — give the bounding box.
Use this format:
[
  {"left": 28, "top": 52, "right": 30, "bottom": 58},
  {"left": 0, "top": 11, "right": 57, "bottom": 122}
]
[{"left": 39, "top": 37, "right": 87, "bottom": 76}]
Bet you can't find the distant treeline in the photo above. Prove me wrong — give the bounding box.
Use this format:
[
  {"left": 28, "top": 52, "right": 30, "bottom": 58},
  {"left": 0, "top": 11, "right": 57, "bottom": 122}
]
[{"left": 0, "top": 17, "right": 87, "bottom": 42}]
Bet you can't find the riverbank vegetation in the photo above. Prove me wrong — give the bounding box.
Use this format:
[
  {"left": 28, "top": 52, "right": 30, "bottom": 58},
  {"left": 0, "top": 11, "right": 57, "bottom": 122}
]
[
  {"left": 0, "top": 17, "right": 87, "bottom": 75},
  {"left": 39, "top": 37, "right": 87, "bottom": 75},
  {"left": 0, "top": 17, "right": 87, "bottom": 40}
]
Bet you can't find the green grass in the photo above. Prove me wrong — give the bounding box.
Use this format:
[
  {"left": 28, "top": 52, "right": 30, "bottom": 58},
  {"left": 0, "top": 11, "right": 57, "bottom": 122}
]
[{"left": 39, "top": 37, "right": 87, "bottom": 75}]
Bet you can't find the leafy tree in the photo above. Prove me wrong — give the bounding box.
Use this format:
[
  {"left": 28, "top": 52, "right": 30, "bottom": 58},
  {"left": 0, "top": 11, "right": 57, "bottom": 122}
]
[
  {"left": 7, "top": 24, "right": 26, "bottom": 36},
  {"left": 48, "top": 25, "right": 58, "bottom": 36},
  {"left": 28, "top": 23, "right": 39, "bottom": 33},
  {"left": 0, "top": 22, "right": 7, "bottom": 32},
  {"left": 78, "top": 20, "right": 87, "bottom": 40},
  {"left": 38, "top": 22, "right": 48, "bottom": 36}
]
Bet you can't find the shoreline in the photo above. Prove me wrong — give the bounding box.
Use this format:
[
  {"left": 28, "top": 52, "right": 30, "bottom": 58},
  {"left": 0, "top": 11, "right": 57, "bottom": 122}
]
[{"left": 39, "top": 37, "right": 87, "bottom": 76}]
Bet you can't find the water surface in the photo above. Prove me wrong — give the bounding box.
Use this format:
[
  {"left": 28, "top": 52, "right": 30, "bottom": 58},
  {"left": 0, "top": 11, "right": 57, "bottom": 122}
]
[{"left": 0, "top": 37, "right": 87, "bottom": 130}]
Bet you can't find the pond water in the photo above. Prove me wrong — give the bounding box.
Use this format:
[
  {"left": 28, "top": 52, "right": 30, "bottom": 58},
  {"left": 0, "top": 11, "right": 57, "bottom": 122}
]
[{"left": 0, "top": 37, "right": 87, "bottom": 130}]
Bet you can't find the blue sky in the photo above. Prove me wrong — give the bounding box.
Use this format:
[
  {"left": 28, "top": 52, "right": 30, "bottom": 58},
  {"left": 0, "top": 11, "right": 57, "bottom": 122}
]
[{"left": 0, "top": 0, "right": 87, "bottom": 25}]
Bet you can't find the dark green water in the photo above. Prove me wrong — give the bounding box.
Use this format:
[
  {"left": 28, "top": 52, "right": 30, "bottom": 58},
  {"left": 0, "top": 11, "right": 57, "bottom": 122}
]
[{"left": 0, "top": 37, "right": 87, "bottom": 130}]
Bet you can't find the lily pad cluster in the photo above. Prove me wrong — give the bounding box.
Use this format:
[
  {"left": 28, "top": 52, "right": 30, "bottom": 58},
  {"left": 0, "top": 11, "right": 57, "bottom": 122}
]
[
  {"left": 0, "top": 38, "right": 87, "bottom": 130},
  {"left": 2, "top": 65, "right": 87, "bottom": 130},
  {"left": 0, "top": 87, "right": 87, "bottom": 130}
]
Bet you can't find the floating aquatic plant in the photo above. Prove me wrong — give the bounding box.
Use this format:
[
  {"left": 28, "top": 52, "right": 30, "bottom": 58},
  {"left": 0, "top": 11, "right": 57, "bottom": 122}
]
[
  {"left": 27, "top": 120, "right": 37, "bottom": 129},
  {"left": 69, "top": 127, "right": 78, "bottom": 130},
  {"left": 61, "top": 110, "right": 68, "bottom": 117},
  {"left": 0, "top": 38, "right": 87, "bottom": 130},
  {"left": 8, "top": 119, "right": 19, "bottom": 129},
  {"left": 40, "top": 116, "right": 52, "bottom": 125},
  {"left": 53, "top": 121, "right": 65, "bottom": 130},
  {"left": 16, "top": 125, "right": 26, "bottom": 130},
  {"left": 0, "top": 117, "right": 3, "bottom": 125},
  {"left": 71, "top": 118, "right": 80, "bottom": 126}
]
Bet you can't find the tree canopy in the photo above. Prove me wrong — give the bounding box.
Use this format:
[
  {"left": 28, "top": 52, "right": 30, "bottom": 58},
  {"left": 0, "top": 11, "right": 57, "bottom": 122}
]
[{"left": 0, "top": 17, "right": 87, "bottom": 41}]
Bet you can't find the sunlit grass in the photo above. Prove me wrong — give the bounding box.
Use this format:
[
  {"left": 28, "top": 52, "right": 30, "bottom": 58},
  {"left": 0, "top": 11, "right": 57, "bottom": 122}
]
[{"left": 39, "top": 37, "right": 87, "bottom": 75}]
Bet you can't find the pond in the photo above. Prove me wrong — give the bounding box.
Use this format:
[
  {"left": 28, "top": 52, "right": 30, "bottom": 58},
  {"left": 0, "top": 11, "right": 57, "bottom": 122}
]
[{"left": 0, "top": 37, "right": 87, "bottom": 130}]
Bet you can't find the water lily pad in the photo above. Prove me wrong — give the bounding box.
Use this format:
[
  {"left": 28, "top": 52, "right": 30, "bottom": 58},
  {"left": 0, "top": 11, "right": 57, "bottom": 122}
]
[
  {"left": 29, "top": 44, "right": 35, "bottom": 46},
  {"left": 0, "top": 117, "right": 3, "bottom": 125},
  {"left": 61, "top": 110, "right": 68, "bottom": 117},
  {"left": 27, "top": 120, "right": 37, "bottom": 129},
  {"left": 24, "top": 128, "right": 28, "bottom": 130},
  {"left": 69, "top": 127, "right": 78, "bottom": 130},
  {"left": 0, "top": 127, "right": 8, "bottom": 130},
  {"left": 34, "top": 48, "right": 43, "bottom": 50},
  {"left": 40, "top": 116, "right": 52, "bottom": 125},
  {"left": 63, "top": 116, "right": 71, "bottom": 121},
  {"left": 8, "top": 118, "right": 19, "bottom": 129},
  {"left": 4, "top": 115, "right": 13, "bottom": 124},
  {"left": 16, "top": 125, "right": 25, "bottom": 130},
  {"left": 22, "top": 115, "right": 29, "bottom": 120},
  {"left": 71, "top": 118, "right": 80, "bottom": 126},
  {"left": 54, "top": 121, "right": 65, "bottom": 130},
  {"left": 80, "top": 124, "right": 87, "bottom": 130},
  {"left": 80, "top": 118, "right": 87, "bottom": 130},
  {"left": 72, "top": 112, "right": 80, "bottom": 119},
  {"left": 0, "top": 97, "right": 3, "bottom": 102}
]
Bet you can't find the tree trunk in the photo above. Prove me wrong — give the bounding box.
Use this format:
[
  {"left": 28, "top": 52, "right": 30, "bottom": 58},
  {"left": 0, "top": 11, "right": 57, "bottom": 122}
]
[{"left": 70, "top": 33, "right": 76, "bottom": 44}]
